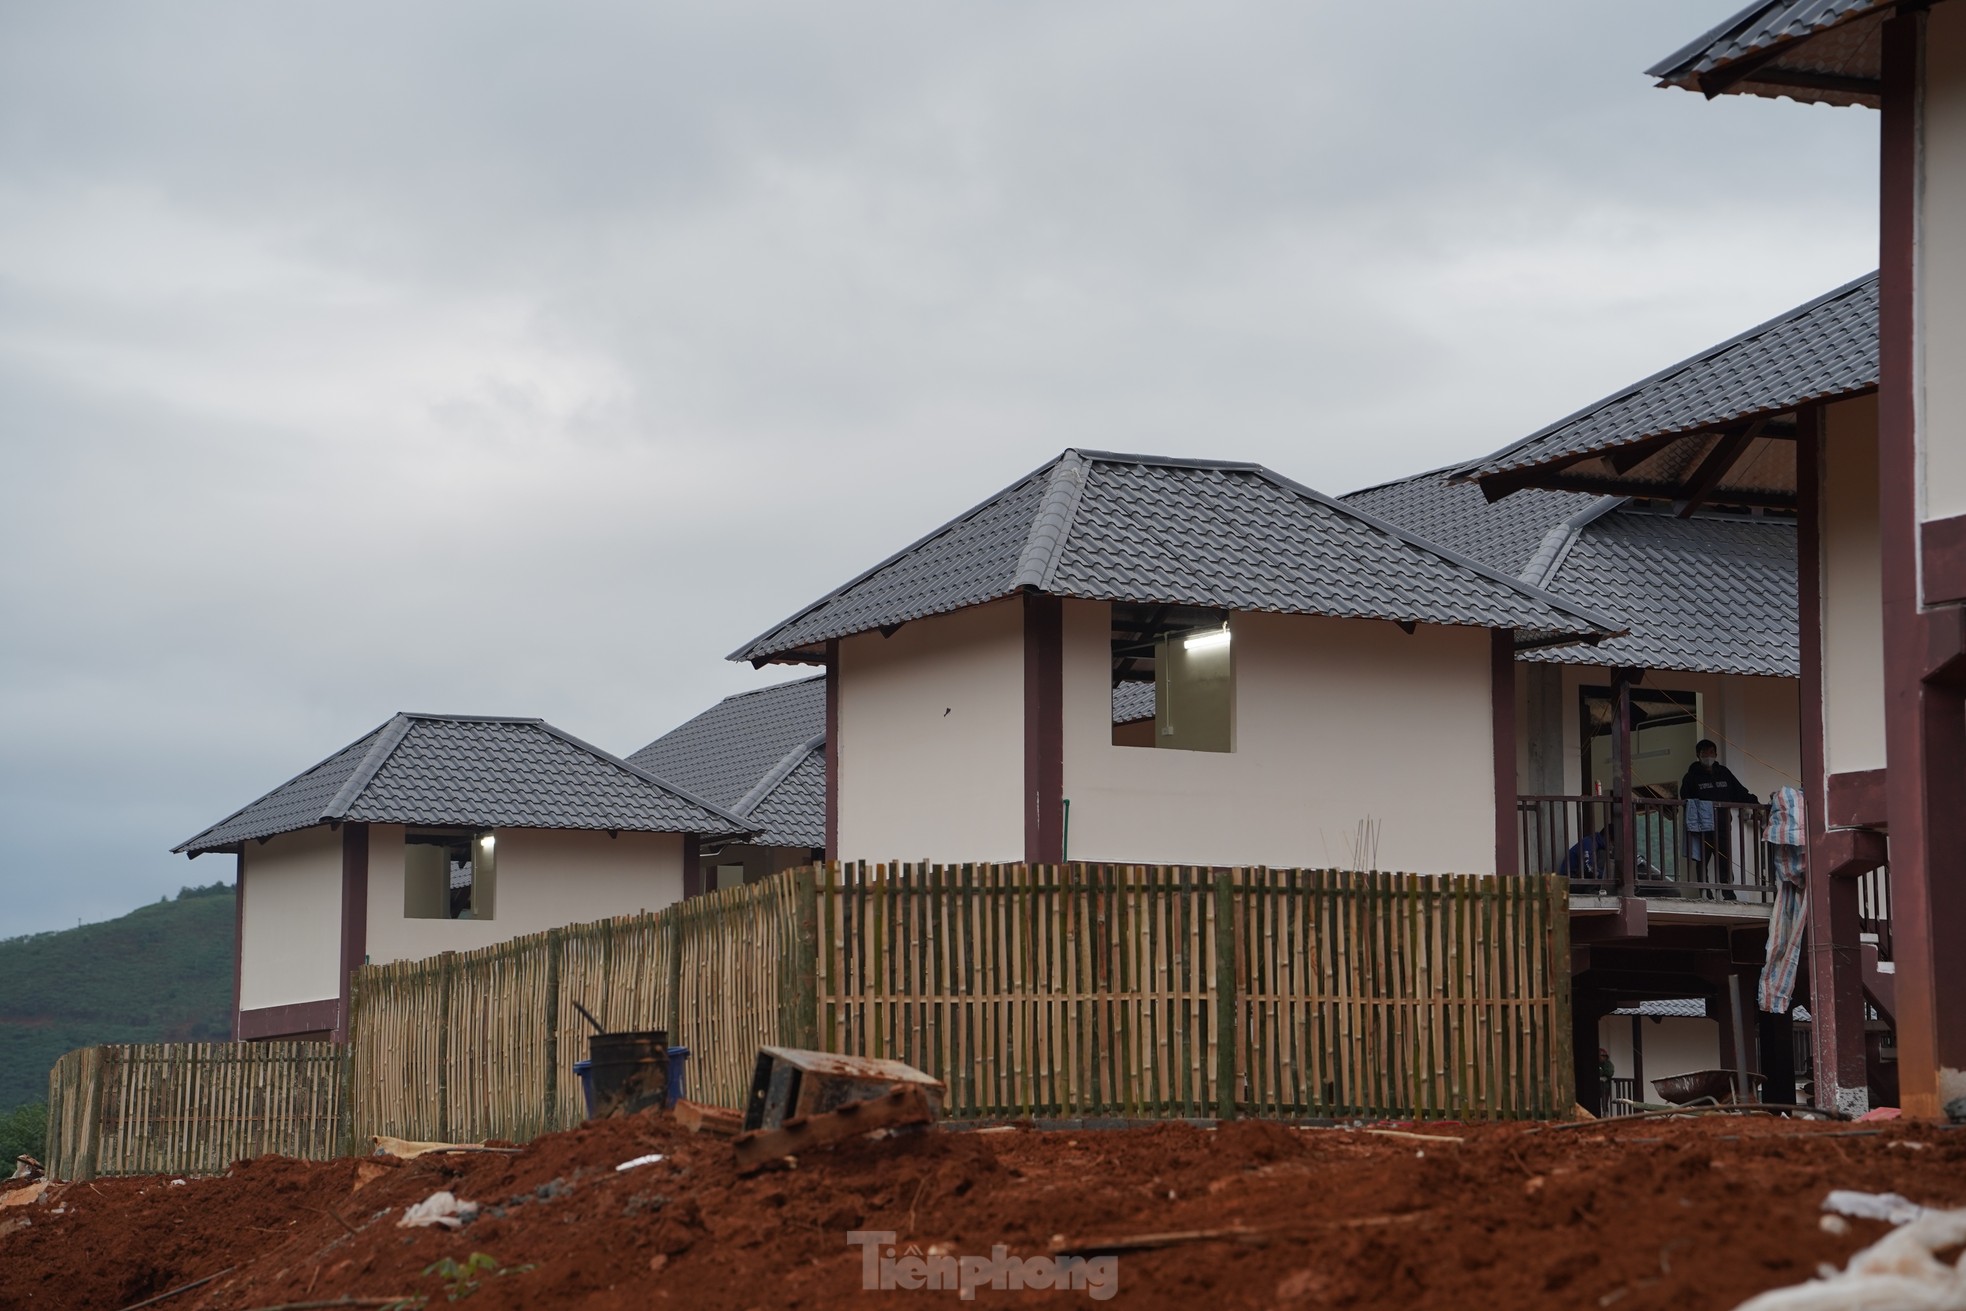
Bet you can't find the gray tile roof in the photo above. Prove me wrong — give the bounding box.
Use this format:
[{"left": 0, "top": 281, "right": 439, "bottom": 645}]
[
  {"left": 1610, "top": 998, "right": 1710, "bottom": 1018},
  {"left": 1346, "top": 472, "right": 1603, "bottom": 577},
  {"left": 731, "top": 450, "right": 1619, "bottom": 663},
  {"left": 1456, "top": 273, "right": 1876, "bottom": 504},
  {"left": 1346, "top": 474, "right": 1797, "bottom": 678},
  {"left": 1112, "top": 679, "right": 1156, "bottom": 725},
  {"left": 626, "top": 677, "right": 827, "bottom": 850},
  {"left": 740, "top": 750, "right": 825, "bottom": 851},
  {"left": 1650, "top": 0, "right": 1892, "bottom": 106},
  {"left": 176, "top": 714, "right": 748, "bottom": 856}
]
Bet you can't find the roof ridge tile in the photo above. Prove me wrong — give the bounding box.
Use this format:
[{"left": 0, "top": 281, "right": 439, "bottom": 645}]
[{"left": 1011, "top": 449, "right": 1089, "bottom": 591}]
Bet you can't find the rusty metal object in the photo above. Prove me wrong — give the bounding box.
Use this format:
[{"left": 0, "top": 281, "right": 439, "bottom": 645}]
[
  {"left": 1652, "top": 1069, "right": 1765, "bottom": 1105},
  {"left": 742, "top": 1047, "right": 945, "bottom": 1131}
]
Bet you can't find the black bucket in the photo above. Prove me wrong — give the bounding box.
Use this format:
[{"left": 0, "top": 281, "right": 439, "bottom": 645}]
[{"left": 587, "top": 1030, "right": 669, "bottom": 1119}]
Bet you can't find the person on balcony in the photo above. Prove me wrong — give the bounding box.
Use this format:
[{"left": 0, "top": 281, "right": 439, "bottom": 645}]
[{"left": 1681, "top": 740, "right": 1754, "bottom": 900}]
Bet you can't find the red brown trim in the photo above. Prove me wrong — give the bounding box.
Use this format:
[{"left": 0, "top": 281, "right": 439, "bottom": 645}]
[
  {"left": 1798, "top": 403, "right": 1868, "bottom": 1111},
  {"left": 1799, "top": 403, "right": 1828, "bottom": 836},
  {"left": 237, "top": 999, "right": 340, "bottom": 1042},
  {"left": 336, "top": 823, "right": 369, "bottom": 1045},
  {"left": 1826, "top": 768, "right": 1889, "bottom": 830},
  {"left": 1022, "top": 593, "right": 1064, "bottom": 865},
  {"left": 682, "top": 834, "right": 703, "bottom": 899},
  {"left": 1920, "top": 512, "right": 1966, "bottom": 606},
  {"left": 1610, "top": 667, "right": 1639, "bottom": 899},
  {"left": 232, "top": 849, "right": 246, "bottom": 1042},
  {"left": 824, "top": 639, "right": 840, "bottom": 862},
  {"left": 1878, "top": 7, "right": 1966, "bottom": 1119},
  {"left": 1491, "top": 629, "right": 1517, "bottom": 877},
  {"left": 1820, "top": 826, "right": 1891, "bottom": 881}
]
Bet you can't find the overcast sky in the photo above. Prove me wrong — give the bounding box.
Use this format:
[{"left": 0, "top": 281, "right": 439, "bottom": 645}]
[{"left": 1, "top": 2, "right": 1876, "bottom": 938}]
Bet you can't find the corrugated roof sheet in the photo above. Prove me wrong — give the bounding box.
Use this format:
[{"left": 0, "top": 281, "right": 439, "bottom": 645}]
[
  {"left": 177, "top": 714, "right": 747, "bottom": 855},
  {"left": 1345, "top": 475, "right": 1797, "bottom": 679},
  {"left": 1650, "top": 0, "right": 1892, "bottom": 106},
  {"left": 1456, "top": 273, "right": 1876, "bottom": 495},
  {"left": 732, "top": 450, "right": 1619, "bottom": 663},
  {"left": 627, "top": 677, "right": 828, "bottom": 850}
]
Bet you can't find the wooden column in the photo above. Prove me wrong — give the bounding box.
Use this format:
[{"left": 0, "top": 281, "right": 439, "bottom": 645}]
[
  {"left": 1879, "top": 7, "right": 1966, "bottom": 1118},
  {"left": 1630, "top": 1014, "right": 1645, "bottom": 1105},
  {"left": 1573, "top": 991, "right": 1604, "bottom": 1116},
  {"left": 1798, "top": 402, "right": 1870, "bottom": 1113},
  {"left": 232, "top": 849, "right": 246, "bottom": 1042},
  {"left": 1610, "top": 667, "right": 1639, "bottom": 899},
  {"left": 682, "top": 835, "right": 703, "bottom": 900},
  {"left": 824, "top": 639, "right": 840, "bottom": 862},
  {"left": 1759, "top": 1008, "right": 1798, "bottom": 1106},
  {"left": 336, "top": 823, "right": 369, "bottom": 1045},
  {"left": 1492, "top": 629, "right": 1519, "bottom": 877},
  {"left": 1023, "top": 592, "right": 1064, "bottom": 865}
]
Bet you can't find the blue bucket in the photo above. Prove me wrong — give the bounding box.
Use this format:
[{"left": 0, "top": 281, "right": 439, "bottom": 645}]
[{"left": 573, "top": 1046, "right": 690, "bottom": 1117}]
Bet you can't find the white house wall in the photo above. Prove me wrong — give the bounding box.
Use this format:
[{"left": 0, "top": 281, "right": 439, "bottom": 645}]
[
  {"left": 1822, "top": 395, "right": 1888, "bottom": 776},
  {"left": 1059, "top": 600, "right": 1496, "bottom": 873},
  {"left": 1921, "top": 3, "right": 1966, "bottom": 525},
  {"left": 835, "top": 596, "right": 1027, "bottom": 862},
  {"left": 238, "top": 825, "right": 344, "bottom": 1010},
  {"left": 363, "top": 826, "right": 686, "bottom": 966}
]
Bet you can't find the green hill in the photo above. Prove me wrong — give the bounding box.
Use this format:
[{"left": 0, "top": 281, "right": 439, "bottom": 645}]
[{"left": 0, "top": 883, "right": 235, "bottom": 1115}]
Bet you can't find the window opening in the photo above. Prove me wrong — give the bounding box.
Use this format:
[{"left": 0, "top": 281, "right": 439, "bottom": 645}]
[
  {"left": 1110, "top": 602, "right": 1233, "bottom": 752},
  {"left": 403, "top": 830, "right": 497, "bottom": 920}
]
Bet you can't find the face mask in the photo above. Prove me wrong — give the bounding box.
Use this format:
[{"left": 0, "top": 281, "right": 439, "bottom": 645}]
[{"left": 1699, "top": 756, "right": 1716, "bottom": 766}]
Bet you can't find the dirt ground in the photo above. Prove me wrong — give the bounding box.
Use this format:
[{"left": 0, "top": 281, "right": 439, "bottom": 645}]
[{"left": 3, "top": 1111, "right": 1961, "bottom": 1311}]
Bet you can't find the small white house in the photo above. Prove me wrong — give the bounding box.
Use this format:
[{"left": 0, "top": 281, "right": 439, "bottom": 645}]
[
  {"left": 175, "top": 712, "right": 747, "bottom": 1041},
  {"left": 728, "top": 449, "right": 1616, "bottom": 875}
]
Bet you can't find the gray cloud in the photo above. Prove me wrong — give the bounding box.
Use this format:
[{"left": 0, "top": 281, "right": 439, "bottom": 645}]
[{"left": 0, "top": 1, "right": 1875, "bottom": 935}]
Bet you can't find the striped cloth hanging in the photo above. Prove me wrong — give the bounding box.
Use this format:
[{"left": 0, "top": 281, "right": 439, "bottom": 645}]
[{"left": 1758, "top": 786, "right": 1809, "bottom": 1014}]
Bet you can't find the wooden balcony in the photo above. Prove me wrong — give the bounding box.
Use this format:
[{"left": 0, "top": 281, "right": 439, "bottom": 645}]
[{"left": 1517, "top": 795, "right": 1775, "bottom": 907}]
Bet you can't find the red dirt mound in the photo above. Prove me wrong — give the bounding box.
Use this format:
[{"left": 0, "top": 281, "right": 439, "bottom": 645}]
[{"left": 3, "top": 1113, "right": 1963, "bottom": 1310}]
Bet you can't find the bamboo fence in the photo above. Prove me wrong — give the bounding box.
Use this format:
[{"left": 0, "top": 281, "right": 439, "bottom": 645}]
[
  {"left": 42, "top": 863, "right": 1571, "bottom": 1178},
  {"left": 45, "top": 1041, "right": 347, "bottom": 1181},
  {"left": 347, "top": 871, "right": 808, "bottom": 1144},
  {"left": 816, "top": 864, "right": 1571, "bottom": 1121}
]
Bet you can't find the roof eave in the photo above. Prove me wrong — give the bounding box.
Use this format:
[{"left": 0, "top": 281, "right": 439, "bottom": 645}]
[
  {"left": 727, "top": 455, "right": 1070, "bottom": 664},
  {"left": 1648, "top": 0, "right": 1894, "bottom": 106}
]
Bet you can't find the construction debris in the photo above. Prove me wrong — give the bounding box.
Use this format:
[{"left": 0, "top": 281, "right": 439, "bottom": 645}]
[
  {"left": 674, "top": 1099, "right": 743, "bottom": 1138},
  {"left": 615, "top": 1154, "right": 666, "bottom": 1173},
  {"left": 10, "top": 1155, "right": 42, "bottom": 1181},
  {"left": 1735, "top": 1205, "right": 1966, "bottom": 1310},
  {"left": 0, "top": 1180, "right": 50, "bottom": 1210},
  {"left": 743, "top": 1047, "right": 946, "bottom": 1131},
  {"left": 1822, "top": 1190, "right": 1928, "bottom": 1225},
  {"left": 396, "top": 1190, "right": 480, "bottom": 1229},
  {"left": 370, "top": 1135, "right": 522, "bottom": 1160},
  {"left": 733, "top": 1083, "right": 937, "bottom": 1174}
]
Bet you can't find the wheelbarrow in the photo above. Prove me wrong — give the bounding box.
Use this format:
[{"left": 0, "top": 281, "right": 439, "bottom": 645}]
[{"left": 1652, "top": 1069, "right": 1765, "bottom": 1106}]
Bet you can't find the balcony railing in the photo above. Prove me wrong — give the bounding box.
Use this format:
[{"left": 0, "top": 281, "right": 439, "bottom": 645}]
[
  {"left": 1517, "top": 795, "right": 1774, "bottom": 904},
  {"left": 1859, "top": 864, "right": 1893, "bottom": 961}
]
